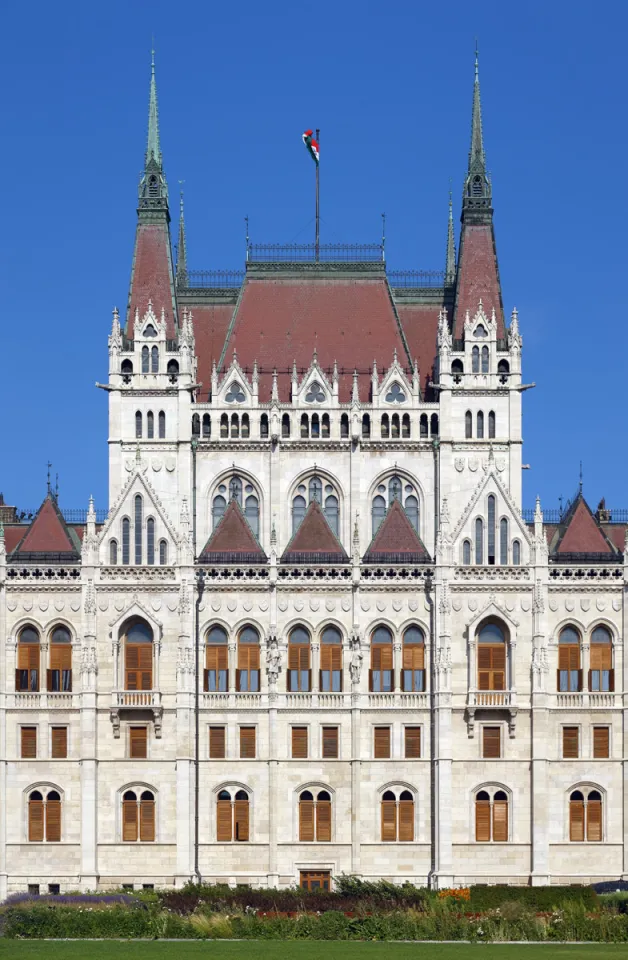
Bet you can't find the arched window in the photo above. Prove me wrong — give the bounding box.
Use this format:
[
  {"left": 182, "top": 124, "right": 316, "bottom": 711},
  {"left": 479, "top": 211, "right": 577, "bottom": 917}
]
[
  {"left": 110, "top": 539, "right": 118, "bottom": 565},
  {"left": 151, "top": 346, "right": 158, "bottom": 373},
  {"left": 362, "top": 413, "right": 371, "bottom": 438},
  {"left": 319, "top": 413, "right": 329, "bottom": 438},
  {"left": 372, "top": 495, "right": 386, "bottom": 535},
  {"left": 481, "top": 345, "right": 489, "bottom": 373},
  {"left": 230, "top": 414, "right": 239, "bottom": 438},
  {"left": 202, "top": 413, "right": 211, "bottom": 438},
  {"left": 244, "top": 495, "right": 259, "bottom": 537},
  {"left": 217, "top": 789, "right": 250, "bottom": 841},
  {"left": 420, "top": 414, "right": 428, "bottom": 438},
  {"left": 498, "top": 359, "right": 510, "bottom": 380},
  {"left": 282, "top": 413, "right": 291, "bottom": 438},
  {"left": 292, "top": 495, "right": 306, "bottom": 534},
  {"left": 301, "top": 414, "right": 309, "bottom": 438},
  {"left": 451, "top": 358, "right": 464, "bottom": 379},
  {"left": 135, "top": 411, "right": 142, "bottom": 438},
  {"left": 381, "top": 789, "right": 414, "bottom": 841},
  {"left": 220, "top": 414, "right": 228, "bottom": 438},
  {"left": 487, "top": 494, "right": 496, "bottom": 565},
  {"left": 558, "top": 626, "right": 581, "bottom": 692},
  {"left": 475, "top": 517, "right": 484, "bottom": 564},
  {"left": 292, "top": 476, "right": 339, "bottom": 535},
  {"left": 158, "top": 411, "right": 166, "bottom": 438},
  {"left": 391, "top": 413, "right": 400, "bottom": 439},
  {"left": 28, "top": 789, "right": 61, "bottom": 842},
  {"left": 121, "top": 358, "right": 133, "bottom": 376},
  {"left": 299, "top": 789, "right": 331, "bottom": 841},
  {"left": 167, "top": 359, "right": 179, "bottom": 378},
  {"left": 288, "top": 626, "right": 311, "bottom": 692},
  {"left": 260, "top": 413, "right": 269, "bottom": 438},
  {"left": 122, "top": 517, "right": 130, "bottom": 565},
  {"left": 389, "top": 476, "right": 402, "bottom": 502},
  {"left": 122, "top": 789, "right": 155, "bottom": 842},
  {"left": 237, "top": 626, "right": 260, "bottom": 693},
  {"left": 462, "top": 539, "right": 471, "bottom": 565},
  {"left": 311, "top": 413, "right": 320, "bottom": 438},
  {"left": 324, "top": 495, "right": 339, "bottom": 536},
  {"left": 570, "top": 788, "right": 602, "bottom": 842},
  {"left": 146, "top": 517, "right": 155, "bottom": 565},
  {"left": 590, "top": 627, "right": 613, "bottom": 692},
  {"left": 205, "top": 625, "right": 228, "bottom": 692},
  {"left": 402, "top": 413, "right": 411, "bottom": 438},
  {"left": 402, "top": 625, "right": 425, "bottom": 692},
  {"left": 381, "top": 414, "right": 390, "bottom": 438},
  {"left": 340, "top": 413, "right": 349, "bottom": 439},
  {"left": 320, "top": 626, "right": 342, "bottom": 692},
  {"left": 241, "top": 414, "right": 250, "bottom": 438},
  {"left": 48, "top": 626, "right": 72, "bottom": 693},
  {"left": 141, "top": 346, "right": 149, "bottom": 374},
  {"left": 147, "top": 411, "right": 154, "bottom": 439},
  {"left": 472, "top": 345, "right": 480, "bottom": 373},
  {"left": 370, "top": 626, "right": 393, "bottom": 692},
  {"left": 512, "top": 540, "right": 521, "bottom": 565},
  {"left": 488, "top": 410, "right": 496, "bottom": 438},
  {"left": 405, "top": 495, "right": 419, "bottom": 532},
  {"left": 124, "top": 618, "right": 153, "bottom": 691},
  {"left": 212, "top": 495, "right": 226, "bottom": 531},
  {"left": 499, "top": 518, "right": 508, "bottom": 565},
  {"left": 477, "top": 411, "right": 484, "bottom": 439},
  {"left": 465, "top": 410, "right": 472, "bottom": 438},
  {"left": 16, "top": 626, "right": 40, "bottom": 692},
  {"left": 430, "top": 413, "right": 439, "bottom": 437},
  {"left": 192, "top": 413, "right": 200, "bottom": 436},
  {"left": 159, "top": 540, "right": 168, "bottom": 565},
  {"left": 134, "top": 495, "right": 143, "bottom": 564},
  {"left": 477, "top": 621, "right": 506, "bottom": 691},
  {"left": 475, "top": 788, "right": 508, "bottom": 842},
  {"left": 371, "top": 475, "right": 420, "bottom": 537}
]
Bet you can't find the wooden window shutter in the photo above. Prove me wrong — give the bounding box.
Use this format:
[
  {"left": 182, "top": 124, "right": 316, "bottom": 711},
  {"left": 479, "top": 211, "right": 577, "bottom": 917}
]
[
  {"left": 562, "top": 726, "right": 579, "bottom": 759},
  {"left": 216, "top": 800, "right": 232, "bottom": 841},
  {"left": 590, "top": 644, "right": 611, "bottom": 670},
  {"left": 492, "top": 800, "right": 508, "bottom": 842},
  {"left": 475, "top": 799, "right": 491, "bottom": 841},
  {"left": 477, "top": 645, "right": 491, "bottom": 690},
  {"left": 609, "top": 668, "right": 615, "bottom": 691},
  {"left": 21, "top": 726, "right": 37, "bottom": 759},
  {"left": 559, "top": 644, "right": 580, "bottom": 670},
  {"left": 292, "top": 726, "right": 308, "bottom": 759},
  {"left": 316, "top": 800, "right": 332, "bottom": 841},
  {"left": 398, "top": 800, "right": 414, "bottom": 841},
  {"left": 139, "top": 799, "right": 155, "bottom": 841},
  {"left": 46, "top": 799, "right": 61, "bottom": 842},
  {"left": 381, "top": 800, "right": 397, "bottom": 841},
  {"left": 234, "top": 800, "right": 249, "bottom": 841},
  {"left": 19, "top": 644, "right": 40, "bottom": 671},
  {"left": 577, "top": 668, "right": 583, "bottom": 692},
  {"left": 593, "top": 726, "right": 609, "bottom": 759},
  {"left": 239, "top": 726, "right": 256, "bottom": 759},
  {"left": 482, "top": 726, "right": 501, "bottom": 759},
  {"left": 405, "top": 726, "right": 421, "bottom": 759},
  {"left": 374, "top": 726, "right": 391, "bottom": 759},
  {"left": 29, "top": 799, "right": 45, "bottom": 841},
  {"left": 209, "top": 726, "right": 226, "bottom": 759},
  {"left": 123, "top": 800, "right": 138, "bottom": 841},
  {"left": 125, "top": 645, "right": 139, "bottom": 690},
  {"left": 403, "top": 644, "right": 424, "bottom": 670},
  {"left": 491, "top": 645, "right": 506, "bottom": 690},
  {"left": 51, "top": 727, "right": 67, "bottom": 759},
  {"left": 130, "top": 726, "right": 147, "bottom": 759},
  {"left": 51, "top": 645, "right": 72, "bottom": 673},
  {"left": 322, "top": 726, "right": 339, "bottom": 759},
  {"left": 586, "top": 799, "right": 602, "bottom": 842},
  {"left": 299, "top": 800, "right": 315, "bottom": 841},
  {"left": 139, "top": 644, "right": 153, "bottom": 690},
  {"left": 569, "top": 800, "right": 585, "bottom": 841}
]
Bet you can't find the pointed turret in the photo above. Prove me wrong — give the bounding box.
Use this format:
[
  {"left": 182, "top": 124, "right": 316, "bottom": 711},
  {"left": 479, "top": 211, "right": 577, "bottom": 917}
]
[
  {"left": 445, "top": 190, "right": 456, "bottom": 284},
  {"left": 126, "top": 51, "right": 177, "bottom": 338},
  {"left": 452, "top": 50, "right": 505, "bottom": 340},
  {"left": 176, "top": 189, "right": 188, "bottom": 288}
]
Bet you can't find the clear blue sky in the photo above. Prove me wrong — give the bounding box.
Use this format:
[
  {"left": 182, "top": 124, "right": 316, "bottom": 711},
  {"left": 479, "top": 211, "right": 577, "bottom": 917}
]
[{"left": 1, "top": 0, "right": 626, "bottom": 515}]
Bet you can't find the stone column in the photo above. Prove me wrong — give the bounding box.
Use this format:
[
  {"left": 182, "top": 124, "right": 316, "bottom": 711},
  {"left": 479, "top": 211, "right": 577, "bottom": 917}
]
[{"left": 80, "top": 580, "right": 98, "bottom": 891}]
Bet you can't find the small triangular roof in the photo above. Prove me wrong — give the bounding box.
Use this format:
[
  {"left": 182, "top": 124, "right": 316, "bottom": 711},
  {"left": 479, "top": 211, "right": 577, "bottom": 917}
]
[
  {"left": 552, "top": 494, "right": 620, "bottom": 559},
  {"left": 9, "top": 493, "right": 80, "bottom": 561},
  {"left": 281, "top": 499, "right": 349, "bottom": 564},
  {"left": 199, "top": 499, "right": 267, "bottom": 564},
  {"left": 363, "top": 498, "right": 431, "bottom": 563}
]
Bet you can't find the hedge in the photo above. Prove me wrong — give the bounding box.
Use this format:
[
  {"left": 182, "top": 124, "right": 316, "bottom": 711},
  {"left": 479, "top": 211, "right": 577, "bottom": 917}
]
[{"left": 468, "top": 885, "right": 598, "bottom": 912}]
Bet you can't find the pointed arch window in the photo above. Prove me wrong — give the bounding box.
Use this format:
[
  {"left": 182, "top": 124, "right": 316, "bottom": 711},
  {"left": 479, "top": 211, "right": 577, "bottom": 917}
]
[
  {"left": 288, "top": 626, "right": 311, "bottom": 692},
  {"left": 402, "top": 413, "right": 411, "bottom": 438},
  {"left": 135, "top": 411, "right": 143, "bottom": 438},
  {"left": 217, "top": 789, "right": 250, "bottom": 841},
  {"left": 340, "top": 413, "right": 349, "bottom": 438},
  {"left": 477, "top": 621, "right": 506, "bottom": 691},
  {"left": 499, "top": 518, "right": 508, "bottom": 565},
  {"left": 237, "top": 625, "right": 260, "bottom": 692},
  {"left": 282, "top": 413, "right": 291, "bottom": 438},
  {"left": 488, "top": 410, "right": 496, "bottom": 438},
  {"left": 320, "top": 626, "right": 342, "bottom": 692},
  {"left": 205, "top": 625, "right": 228, "bottom": 692},
  {"left": 122, "top": 789, "right": 155, "bottom": 842},
  {"left": 141, "top": 346, "right": 149, "bottom": 374},
  {"left": 462, "top": 539, "right": 471, "bottom": 565},
  {"left": 372, "top": 495, "right": 386, "bottom": 535},
  {"left": 389, "top": 476, "right": 402, "bottom": 503},
  {"left": 322, "top": 413, "right": 330, "bottom": 438},
  {"left": 241, "top": 413, "right": 250, "bottom": 438},
  {"left": 301, "top": 414, "right": 309, "bottom": 438},
  {"left": 231, "top": 414, "right": 239, "bottom": 438},
  {"left": 192, "top": 413, "right": 200, "bottom": 437},
  {"left": 134, "top": 495, "right": 143, "bottom": 564},
  {"left": 362, "top": 413, "right": 371, "bottom": 438},
  {"left": 487, "top": 494, "right": 496, "bottom": 564},
  {"left": 244, "top": 494, "right": 259, "bottom": 537},
  {"left": 48, "top": 626, "right": 72, "bottom": 692},
  {"left": 381, "top": 414, "right": 390, "bottom": 438},
  {"left": 381, "top": 789, "right": 414, "bottom": 841},
  {"left": 372, "top": 474, "right": 419, "bottom": 536},
  {"left": 430, "top": 413, "right": 439, "bottom": 437},
  {"left": 122, "top": 517, "right": 130, "bottom": 565},
  {"left": 159, "top": 540, "right": 168, "bottom": 565},
  {"left": 590, "top": 626, "right": 613, "bottom": 692},
  {"left": 475, "top": 788, "right": 508, "bottom": 842},
  {"left": 124, "top": 618, "right": 153, "bottom": 691},
  {"left": 420, "top": 413, "right": 428, "bottom": 438},
  {"left": 260, "top": 413, "right": 269, "bottom": 438},
  {"left": 402, "top": 625, "right": 425, "bottom": 692},
  {"left": 481, "top": 345, "right": 489, "bottom": 374},
  {"left": 220, "top": 414, "right": 228, "bottom": 438},
  {"left": 569, "top": 789, "right": 602, "bottom": 842},
  {"left": 477, "top": 411, "right": 484, "bottom": 439},
  {"left": 212, "top": 495, "right": 226, "bottom": 531},
  {"left": 391, "top": 413, "right": 400, "bottom": 438},
  {"left": 292, "top": 495, "right": 306, "bottom": 534},
  {"left": 475, "top": 517, "right": 484, "bottom": 564},
  {"left": 311, "top": 413, "right": 320, "bottom": 438},
  {"left": 465, "top": 410, "right": 472, "bottom": 438},
  {"left": 405, "top": 495, "right": 419, "bottom": 532},
  {"left": 299, "top": 789, "right": 331, "bottom": 841},
  {"left": 512, "top": 540, "right": 521, "bottom": 565},
  {"left": 202, "top": 414, "right": 211, "bottom": 438},
  {"left": 110, "top": 539, "right": 118, "bottom": 565},
  {"left": 29, "top": 789, "right": 61, "bottom": 842},
  {"left": 472, "top": 345, "right": 480, "bottom": 373},
  {"left": 158, "top": 411, "right": 166, "bottom": 438},
  {"left": 146, "top": 517, "right": 155, "bottom": 565},
  {"left": 370, "top": 626, "right": 393, "bottom": 692},
  {"left": 16, "top": 626, "right": 40, "bottom": 692},
  {"left": 558, "top": 626, "right": 581, "bottom": 692},
  {"left": 324, "top": 495, "right": 339, "bottom": 536},
  {"left": 147, "top": 411, "right": 154, "bottom": 439},
  {"left": 151, "top": 346, "right": 159, "bottom": 373}
]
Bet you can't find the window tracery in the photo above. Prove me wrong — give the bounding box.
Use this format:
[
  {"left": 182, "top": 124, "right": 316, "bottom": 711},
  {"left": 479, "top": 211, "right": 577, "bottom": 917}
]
[
  {"left": 291, "top": 474, "right": 339, "bottom": 536},
  {"left": 371, "top": 474, "right": 420, "bottom": 535}
]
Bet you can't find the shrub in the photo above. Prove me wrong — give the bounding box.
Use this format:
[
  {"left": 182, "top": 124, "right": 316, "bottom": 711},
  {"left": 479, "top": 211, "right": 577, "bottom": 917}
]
[{"left": 468, "top": 884, "right": 598, "bottom": 912}]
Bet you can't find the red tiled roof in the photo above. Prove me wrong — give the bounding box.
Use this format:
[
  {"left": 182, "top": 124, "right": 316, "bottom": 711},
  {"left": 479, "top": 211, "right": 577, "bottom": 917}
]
[
  {"left": 603, "top": 524, "right": 627, "bottom": 552},
  {"left": 189, "top": 303, "right": 236, "bottom": 398},
  {"left": 199, "top": 499, "right": 266, "bottom": 563},
  {"left": 395, "top": 303, "right": 441, "bottom": 398},
  {"left": 221, "top": 275, "right": 408, "bottom": 402},
  {"left": 3, "top": 525, "right": 26, "bottom": 553},
  {"left": 281, "top": 499, "right": 348, "bottom": 563},
  {"left": 127, "top": 222, "right": 177, "bottom": 338},
  {"left": 10, "top": 495, "right": 80, "bottom": 558},
  {"left": 555, "top": 497, "right": 616, "bottom": 556},
  {"left": 363, "top": 499, "right": 431, "bottom": 563},
  {"left": 453, "top": 223, "right": 505, "bottom": 340}
]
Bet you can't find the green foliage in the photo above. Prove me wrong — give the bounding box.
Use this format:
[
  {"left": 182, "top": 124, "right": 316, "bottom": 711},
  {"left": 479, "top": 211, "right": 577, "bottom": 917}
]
[{"left": 468, "top": 884, "right": 598, "bottom": 912}]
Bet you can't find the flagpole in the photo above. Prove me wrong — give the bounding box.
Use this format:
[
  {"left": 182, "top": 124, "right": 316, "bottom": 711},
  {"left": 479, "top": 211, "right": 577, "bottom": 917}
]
[{"left": 315, "top": 128, "right": 320, "bottom": 262}]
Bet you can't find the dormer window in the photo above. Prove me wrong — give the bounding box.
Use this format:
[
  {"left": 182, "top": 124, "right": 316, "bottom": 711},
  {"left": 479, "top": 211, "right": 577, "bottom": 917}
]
[
  {"left": 305, "top": 381, "right": 325, "bottom": 403},
  {"left": 385, "top": 382, "right": 406, "bottom": 403},
  {"left": 143, "top": 324, "right": 157, "bottom": 338},
  {"left": 225, "top": 381, "right": 245, "bottom": 403}
]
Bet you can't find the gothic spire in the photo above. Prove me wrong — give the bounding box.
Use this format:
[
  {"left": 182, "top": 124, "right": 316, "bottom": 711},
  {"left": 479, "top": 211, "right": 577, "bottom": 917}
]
[
  {"left": 146, "top": 49, "right": 162, "bottom": 168},
  {"left": 445, "top": 189, "right": 456, "bottom": 283},
  {"left": 177, "top": 188, "right": 188, "bottom": 287},
  {"left": 463, "top": 47, "right": 491, "bottom": 219},
  {"left": 138, "top": 49, "right": 168, "bottom": 210}
]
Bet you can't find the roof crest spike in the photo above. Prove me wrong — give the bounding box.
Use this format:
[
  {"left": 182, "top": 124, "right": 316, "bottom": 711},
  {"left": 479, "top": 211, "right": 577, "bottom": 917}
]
[
  {"left": 445, "top": 186, "right": 456, "bottom": 282},
  {"left": 146, "top": 47, "right": 162, "bottom": 167},
  {"left": 177, "top": 185, "right": 188, "bottom": 285}
]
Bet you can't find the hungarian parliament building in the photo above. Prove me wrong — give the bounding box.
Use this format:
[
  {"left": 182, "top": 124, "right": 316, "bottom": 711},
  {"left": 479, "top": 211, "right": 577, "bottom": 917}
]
[{"left": 1, "top": 54, "right": 626, "bottom": 898}]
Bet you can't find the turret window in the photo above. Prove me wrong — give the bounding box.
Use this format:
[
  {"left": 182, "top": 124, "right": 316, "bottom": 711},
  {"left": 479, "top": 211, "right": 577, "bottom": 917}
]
[
  {"left": 135, "top": 411, "right": 143, "bottom": 438},
  {"left": 147, "top": 411, "right": 154, "bottom": 439},
  {"left": 151, "top": 346, "right": 158, "bottom": 373},
  {"left": 158, "top": 411, "right": 166, "bottom": 438},
  {"left": 159, "top": 540, "right": 168, "bottom": 565},
  {"left": 477, "top": 411, "right": 484, "bottom": 439},
  {"left": 141, "top": 346, "right": 149, "bottom": 374},
  {"left": 481, "top": 345, "right": 489, "bottom": 374},
  {"left": 134, "top": 495, "right": 143, "bottom": 565},
  {"left": 488, "top": 411, "right": 496, "bottom": 438},
  {"left": 122, "top": 518, "right": 130, "bottom": 565},
  {"left": 472, "top": 346, "right": 480, "bottom": 373}
]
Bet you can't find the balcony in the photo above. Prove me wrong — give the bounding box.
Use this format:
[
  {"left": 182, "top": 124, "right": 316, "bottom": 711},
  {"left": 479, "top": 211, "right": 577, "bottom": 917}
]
[
  {"left": 554, "top": 692, "right": 617, "bottom": 709},
  {"left": 466, "top": 690, "right": 517, "bottom": 738},
  {"left": 10, "top": 691, "right": 76, "bottom": 709},
  {"left": 112, "top": 690, "right": 161, "bottom": 708},
  {"left": 199, "top": 691, "right": 429, "bottom": 710}
]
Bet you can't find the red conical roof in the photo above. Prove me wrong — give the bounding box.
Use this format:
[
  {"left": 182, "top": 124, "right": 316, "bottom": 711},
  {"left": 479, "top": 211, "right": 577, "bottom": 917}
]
[
  {"left": 10, "top": 494, "right": 80, "bottom": 560},
  {"left": 555, "top": 496, "right": 617, "bottom": 556},
  {"left": 363, "top": 498, "right": 431, "bottom": 563},
  {"left": 199, "top": 499, "right": 266, "bottom": 563},
  {"left": 281, "top": 499, "right": 348, "bottom": 564}
]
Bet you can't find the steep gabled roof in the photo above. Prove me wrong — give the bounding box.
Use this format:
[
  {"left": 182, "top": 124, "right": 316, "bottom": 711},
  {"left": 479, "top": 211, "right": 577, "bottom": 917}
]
[
  {"left": 198, "top": 499, "right": 267, "bottom": 564},
  {"left": 281, "top": 499, "right": 349, "bottom": 564},
  {"left": 551, "top": 494, "right": 620, "bottom": 560},
  {"left": 9, "top": 494, "right": 80, "bottom": 561},
  {"left": 363, "top": 498, "right": 431, "bottom": 563}
]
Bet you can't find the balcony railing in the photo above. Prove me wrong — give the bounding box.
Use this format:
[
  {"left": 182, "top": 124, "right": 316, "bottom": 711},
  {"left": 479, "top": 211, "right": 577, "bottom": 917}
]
[
  {"left": 469, "top": 690, "right": 515, "bottom": 708},
  {"left": 112, "top": 690, "right": 162, "bottom": 708},
  {"left": 11, "top": 692, "right": 75, "bottom": 708},
  {"left": 554, "top": 692, "right": 617, "bottom": 709},
  {"left": 200, "top": 691, "right": 429, "bottom": 709}
]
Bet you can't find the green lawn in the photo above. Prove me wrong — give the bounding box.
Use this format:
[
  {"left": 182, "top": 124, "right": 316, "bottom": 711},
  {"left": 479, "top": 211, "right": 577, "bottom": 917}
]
[{"left": 1, "top": 945, "right": 627, "bottom": 960}]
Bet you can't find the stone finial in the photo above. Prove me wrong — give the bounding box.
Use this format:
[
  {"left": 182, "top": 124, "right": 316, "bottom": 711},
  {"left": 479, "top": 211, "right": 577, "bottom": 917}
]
[
  {"left": 271, "top": 368, "right": 279, "bottom": 403},
  {"left": 351, "top": 370, "right": 360, "bottom": 405}
]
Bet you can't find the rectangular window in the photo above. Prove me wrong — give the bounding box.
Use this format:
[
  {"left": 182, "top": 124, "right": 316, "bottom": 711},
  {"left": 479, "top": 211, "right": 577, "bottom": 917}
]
[
  {"left": 21, "top": 726, "right": 37, "bottom": 759},
  {"left": 374, "top": 726, "right": 391, "bottom": 759},
  {"left": 404, "top": 726, "right": 421, "bottom": 759},
  {"left": 402, "top": 644, "right": 425, "bottom": 692},
  {"left": 48, "top": 884, "right": 60, "bottom": 895},
  {"left": 558, "top": 644, "right": 581, "bottom": 692},
  {"left": 16, "top": 643, "right": 40, "bottom": 691},
  {"left": 562, "top": 726, "right": 579, "bottom": 759},
  {"left": 589, "top": 644, "right": 613, "bottom": 693},
  {"left": 482, "top": 726, "right": 501, "bottom": 759},
  {"left": 370, "top": 645, "right": 393, "bottom": 692},
  {"left": 593, "top": 726, "right": 610, "bottom": 759},
  {"left": 239, "top": 726, "right": 256, "bottom": 759},
  {"left": 477, "top": 645, "right": 506, "bottom": 691},
  {"left": 209, "top": 726, "right": 226, "bottom": 759},
  {"left": 51, "top": 726, "right": 68, "bottom": 759},
  {"left": 288, "top": 644, "right": 311, "bottom": 692},
  {"left": 322, "top": 726, "right": 339, "bottom": 759},
  {"left": 320, "top": 645, "right": 342, "bottom": 692},
  {"left": 125, "top": 644, "right": 153, "bottom": 691},
  {"left": 205, "top": 645, "right": 228, "bottom": 692},
  {"left": 28, "top": 884, "right": 40, "bottom": 896},
  {"left": 237, "top": 643, "right": 260, "bottom": 692},
  {"left": 291, "top": 726, "right": 308, "bottom": 759},
  {"left": 130, "top": 726, "right": 148, "bottom": 759},
  {"left": 300, "top": 870, "right": 330, "bottom": 891},
  {"left": 48, "top": 645, "right": 72, "bottom": 692}
]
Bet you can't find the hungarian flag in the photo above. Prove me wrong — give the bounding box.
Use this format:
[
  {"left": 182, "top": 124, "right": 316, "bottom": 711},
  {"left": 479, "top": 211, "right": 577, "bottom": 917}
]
[{"left": 302, "top": 129, "right": 319, "bottom": 164}]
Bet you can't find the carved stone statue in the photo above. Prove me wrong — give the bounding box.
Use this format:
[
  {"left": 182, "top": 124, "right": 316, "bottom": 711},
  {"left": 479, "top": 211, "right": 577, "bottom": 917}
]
[
  {"left": 266, "top": 635, "right": 281, "bottom": 682},
  {"left": 349, "top": 634, "right": 363, "bottom": 684}
]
